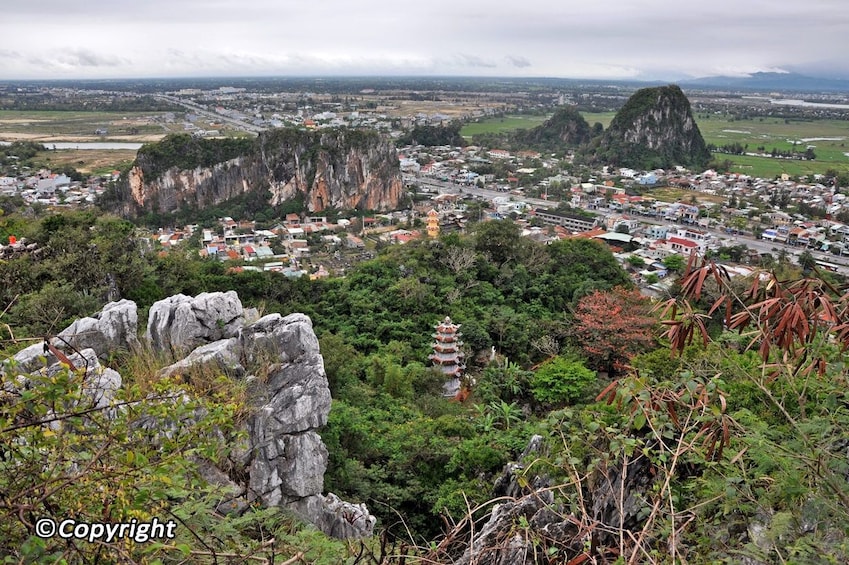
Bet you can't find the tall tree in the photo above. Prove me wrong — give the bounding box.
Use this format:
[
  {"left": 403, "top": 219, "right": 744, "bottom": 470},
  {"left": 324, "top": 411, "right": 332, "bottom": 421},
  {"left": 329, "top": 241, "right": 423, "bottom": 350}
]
[{"left": 572, "top": 287, "right": 656, "bottom": 375}]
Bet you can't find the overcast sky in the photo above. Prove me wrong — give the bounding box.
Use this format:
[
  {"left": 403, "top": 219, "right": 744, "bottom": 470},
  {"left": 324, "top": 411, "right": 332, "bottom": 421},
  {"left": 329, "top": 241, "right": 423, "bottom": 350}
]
[{"left": 2, "top": 0, "right": 848, "bottom": 81}]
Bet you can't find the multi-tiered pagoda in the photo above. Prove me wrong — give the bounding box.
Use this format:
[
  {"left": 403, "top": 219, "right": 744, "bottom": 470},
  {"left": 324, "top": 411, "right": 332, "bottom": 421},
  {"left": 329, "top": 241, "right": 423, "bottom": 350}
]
[{"left": 429, "top": 316, "right": 466, "bottom": 396}]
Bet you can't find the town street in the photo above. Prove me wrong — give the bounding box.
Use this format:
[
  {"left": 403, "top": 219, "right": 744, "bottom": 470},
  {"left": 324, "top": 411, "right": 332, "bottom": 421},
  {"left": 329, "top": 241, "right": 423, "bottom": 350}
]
[{"left": 411, "top": 176, "right": 849, "bottom": 275}]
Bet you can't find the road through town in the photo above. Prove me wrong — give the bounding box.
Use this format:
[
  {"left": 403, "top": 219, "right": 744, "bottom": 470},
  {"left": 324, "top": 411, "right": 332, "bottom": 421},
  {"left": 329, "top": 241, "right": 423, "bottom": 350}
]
[{"left": 411, "top": 176, "right": 849, "bottom": 275}]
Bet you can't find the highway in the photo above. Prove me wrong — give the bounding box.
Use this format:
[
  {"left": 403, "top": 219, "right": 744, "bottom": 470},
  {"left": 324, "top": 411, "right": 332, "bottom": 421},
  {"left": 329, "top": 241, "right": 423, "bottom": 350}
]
[{"left": 155, "top": 94, "right": 264, "bottom": 135}]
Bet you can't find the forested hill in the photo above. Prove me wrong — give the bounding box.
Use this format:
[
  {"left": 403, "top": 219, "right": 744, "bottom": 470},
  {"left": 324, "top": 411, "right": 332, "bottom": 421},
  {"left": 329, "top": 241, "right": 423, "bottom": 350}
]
[
  {"left": 108, "top": 128, "right": 404, "bottom": 217},
  {"left": 590, "top": 84, "right": 712, "bottom": 169},
  {"left": 511, "top": 105, "right": 594, "bottom": 152},
  {"left": 471, "top": 87, "right": 711, "bottom": 169}
]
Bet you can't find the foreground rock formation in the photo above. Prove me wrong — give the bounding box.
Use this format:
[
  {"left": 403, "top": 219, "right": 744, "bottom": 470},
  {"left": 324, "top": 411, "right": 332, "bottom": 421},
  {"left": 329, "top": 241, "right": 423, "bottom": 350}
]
[
  {"left": 120, "top": 129, "right": 403, "bottom": 216},
  {"left": 430, "top": 434, "right": 658, "bottom": 564},
  {"left": 6, "top": 292, "right": 374, "bottom": 539}
]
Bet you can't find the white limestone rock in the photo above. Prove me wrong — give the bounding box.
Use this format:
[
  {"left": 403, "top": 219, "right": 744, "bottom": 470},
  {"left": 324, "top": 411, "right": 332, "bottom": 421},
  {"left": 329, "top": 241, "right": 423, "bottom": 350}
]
[
  {"left": 58, "top": 299, "right": 140, "bottom": 358},
  {"left": 146, "top": 291, "right": 244, "bottom": 356}
]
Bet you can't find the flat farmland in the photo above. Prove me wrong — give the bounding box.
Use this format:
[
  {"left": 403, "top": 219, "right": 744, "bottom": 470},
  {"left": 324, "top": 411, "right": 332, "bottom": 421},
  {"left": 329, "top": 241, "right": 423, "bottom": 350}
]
[
  {"left": 0, "top": 110, "right": 172, "bottom": 143},
  {"left": 581, "top": 111, "right": 849, "bottom": 177},
  {"left": 698, "top": 115, "right": 849, "bottom": 176},
  {"left": 460, "top": 114, "right": 550, "bottom": 138},
  {"left": 580, "top": 111, "right": 617, "bottom": 129},
  {"left": 33, "top": 148, "right": 138, "bottom": 175}
]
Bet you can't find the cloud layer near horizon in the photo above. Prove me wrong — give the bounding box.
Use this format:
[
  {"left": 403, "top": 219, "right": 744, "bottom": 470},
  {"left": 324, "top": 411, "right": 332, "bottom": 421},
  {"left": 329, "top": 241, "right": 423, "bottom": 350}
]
[{"left": 2, "top": 0, "right": 848, "bottom": 80}]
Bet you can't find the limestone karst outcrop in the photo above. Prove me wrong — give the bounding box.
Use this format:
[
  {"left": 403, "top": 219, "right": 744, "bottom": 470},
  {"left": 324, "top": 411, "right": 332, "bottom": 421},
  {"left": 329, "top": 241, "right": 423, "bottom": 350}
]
[
  {"left": 145, "top": 291, "right": 245, "bottom": 357},
  {"left": 593, "top": 84, "right": 711, "bottom": 169},
  {"left": 118, "top": 129, "right": 403, "bottom": 217},
  {"left": 5, "top": 292, "right": 375, "bottom": 539}
]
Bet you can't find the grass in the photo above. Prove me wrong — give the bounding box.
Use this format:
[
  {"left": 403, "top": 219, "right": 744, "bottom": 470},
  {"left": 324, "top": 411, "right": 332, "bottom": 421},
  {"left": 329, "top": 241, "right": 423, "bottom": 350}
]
[
  {"left": 697, "top": 114, "right": 849, "bottom": 177},
  {"left": 647, "top": 187, "right": 726, "bottom": 205},
  {"left": 580, "top": 111, "right": 617, "bottom": 130},
  {"left": 460, "top": 114, "right": 550, "bottom": 138},
  {"left": 0, "top": 110, "right": 170, "bottom": 141},
  {"left": 33, "top": 149, "right": 138, "bottom": 175},
  {"left": 710, "top": 153, "right": 847, "bottom": 179}
]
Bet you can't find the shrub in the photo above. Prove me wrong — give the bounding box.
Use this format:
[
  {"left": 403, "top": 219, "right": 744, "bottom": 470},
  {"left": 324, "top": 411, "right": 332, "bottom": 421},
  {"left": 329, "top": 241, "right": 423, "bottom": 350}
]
[{"left": 530, "top": 355, "right": 595, "bottom": 405}]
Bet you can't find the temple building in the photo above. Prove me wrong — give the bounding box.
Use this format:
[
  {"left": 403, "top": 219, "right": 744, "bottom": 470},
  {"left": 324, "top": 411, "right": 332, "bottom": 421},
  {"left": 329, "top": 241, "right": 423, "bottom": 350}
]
[
  {"left": 426, "top": 209, "right": 440, "bottom": 238},
  {"left": 429, "top": 316, "right": 465, "bottom": 396}
]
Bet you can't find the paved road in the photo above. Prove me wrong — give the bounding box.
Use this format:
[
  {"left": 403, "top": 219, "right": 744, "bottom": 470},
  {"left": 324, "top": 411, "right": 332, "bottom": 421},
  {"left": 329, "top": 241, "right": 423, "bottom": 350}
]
[{"left": 155, "top": 95, "right": 263, "bottom": 135}]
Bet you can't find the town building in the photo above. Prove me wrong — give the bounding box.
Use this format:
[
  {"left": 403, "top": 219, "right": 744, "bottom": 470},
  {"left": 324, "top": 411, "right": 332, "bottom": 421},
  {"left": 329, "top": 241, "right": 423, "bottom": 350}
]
[{"left": 532, "top": 208, "right": 598, "bottom": 232}]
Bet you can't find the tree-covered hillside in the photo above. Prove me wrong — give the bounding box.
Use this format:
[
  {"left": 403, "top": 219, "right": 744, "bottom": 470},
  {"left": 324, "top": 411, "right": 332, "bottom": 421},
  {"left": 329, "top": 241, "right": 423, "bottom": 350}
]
[
  {"left": 2, "top": 208, "right": 849, "bottom": 563},
  {"left": 589, "top": 85, "right": 712, "bottom": 169}
]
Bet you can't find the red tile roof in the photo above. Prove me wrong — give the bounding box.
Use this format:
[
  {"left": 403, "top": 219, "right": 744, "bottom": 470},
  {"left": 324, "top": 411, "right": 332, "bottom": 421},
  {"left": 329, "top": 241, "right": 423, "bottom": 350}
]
[{"left": 668, "top": 237, "right": 697, "bottom": 248}]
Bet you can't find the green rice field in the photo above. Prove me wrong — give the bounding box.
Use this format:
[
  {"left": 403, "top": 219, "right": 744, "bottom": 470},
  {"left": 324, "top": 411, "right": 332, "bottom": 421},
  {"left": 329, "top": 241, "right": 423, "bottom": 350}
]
[
  {"left": 583, "top": 111, "right": 849, "bottom": 177},
  {"left": 460, "top": 114, "right": 550, "bottom": 138}
]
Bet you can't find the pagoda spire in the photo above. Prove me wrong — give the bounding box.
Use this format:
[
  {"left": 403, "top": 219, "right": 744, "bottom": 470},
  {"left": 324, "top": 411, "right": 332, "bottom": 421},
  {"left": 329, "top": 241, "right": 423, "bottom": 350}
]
[{"left": 429, "top": 316, "right": 465, "bottom": 396}]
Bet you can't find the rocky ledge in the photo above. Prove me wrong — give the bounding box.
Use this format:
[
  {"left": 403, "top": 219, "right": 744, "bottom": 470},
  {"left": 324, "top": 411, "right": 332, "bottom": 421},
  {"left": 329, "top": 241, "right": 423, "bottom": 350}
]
[{"left": 4, "top": 291, "right": 374, "bottom": 539}]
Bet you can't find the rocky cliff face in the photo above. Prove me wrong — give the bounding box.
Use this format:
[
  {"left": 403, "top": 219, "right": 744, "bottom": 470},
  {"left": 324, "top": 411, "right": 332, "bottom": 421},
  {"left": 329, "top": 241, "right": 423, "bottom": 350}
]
[
  {"left": 7, "top": 293, "right": 375, "bottom": 539},
  {"left": 122, "top": 129, "right": 403, "bottom": 215},
  {"left": 595, "top": 85, "right": 711, "bottom": 170}
]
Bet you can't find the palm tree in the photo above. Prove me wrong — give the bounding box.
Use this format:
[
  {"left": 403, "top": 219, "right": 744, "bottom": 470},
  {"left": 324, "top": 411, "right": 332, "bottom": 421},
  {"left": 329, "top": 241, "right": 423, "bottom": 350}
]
[{"left": 798, "top": 250, "right": 817, "bottom": 274}]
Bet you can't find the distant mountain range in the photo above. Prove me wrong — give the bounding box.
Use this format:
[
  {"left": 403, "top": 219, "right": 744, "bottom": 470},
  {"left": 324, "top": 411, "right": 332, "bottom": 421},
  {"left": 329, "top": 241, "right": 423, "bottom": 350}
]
[{"left": 681, "top": 72, "right": 849, "bottom": 93}]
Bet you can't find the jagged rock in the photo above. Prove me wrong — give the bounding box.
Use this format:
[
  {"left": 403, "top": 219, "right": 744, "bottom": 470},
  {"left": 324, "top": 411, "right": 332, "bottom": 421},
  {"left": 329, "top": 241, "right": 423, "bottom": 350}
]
[
  {"left": 146, "top": 291, "right": 244, "bottom": 356},
  {"left": 594, "top": 84, "right": 711, "bottom": 169},
  {"left": 249, "top": 431, "right": 328, "bottom": 506},
  {"left": 243, "top": 307, "right": 261, "bottom": 326},
  {"left": 120, "top": 129, "right": 403, "bottom": 217},
  {"left": 590, "top": 451, "right": 655, "bottom": 538},
  {"left": 455, "top": 492, "right": 581, "bottom": 565},
  {"left": 157, "top": 304, "right": 370, "bottom": 538},
  {"left": 493, "top": 434, "right": 547, "bottom": 499},
  {"left": 57, "top": 299, "right": 139, "bottom": 358},
  {"left": 9, "top": 342, "right": 57, "bottom": 374},
  {"left": 8, "top": 300, "right": 139, "bottom": 373},
  {"left": 239, "top": 313, "right": 320, "bottom": 365},
  {"left": 252, "top": 363, "right": 331, "bottom": 434},
  {"left": 7, "top": 347, "right": 121, "bottom": 411},
  {"left": 46, "top": 348, "right": 122, "bottom": 410},
  {"left": 289, "top": 494, "right": 376, "bottom": 540},
  {"left": 437, "top": 435, "right": 581, "bottom": 565},
  {"left": 157, "top": 338, "right": 242, "bottom": 378},
  {"left": 194, "top": 459, "right": 249, "bottom": 516}
]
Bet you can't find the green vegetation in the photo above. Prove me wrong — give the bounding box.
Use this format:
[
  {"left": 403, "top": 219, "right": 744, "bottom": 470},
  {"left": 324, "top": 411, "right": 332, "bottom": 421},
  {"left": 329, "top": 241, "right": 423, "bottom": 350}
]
[
  {"left": 511, "top": 106, "right": 593, "bottom": 153},
  {"left": 529, "top": 354, "right": 595, "bottom": 404},
  {"left": 467, "top": 107, "right": 592, "bottom": 155},
  {"left": 696, "top": 114, "right": 849, "bottom": 177},
  {"left": 579, "top": 110, "right": 617, "bottom": 130},
  {"left": 135, "top": 134, "right": 255, "bottom": 178},
  {"left": 4, "top": 207, "right": 849, "bottom": 562},
  {"left": 591, "top": 85, "right": 712, "bottom": 169},
  {"left": 396, "top": 123, "right": 466, "bottom": 147},
  {"left": 459, "top": 114, "right": 550, "bottom": 139}
]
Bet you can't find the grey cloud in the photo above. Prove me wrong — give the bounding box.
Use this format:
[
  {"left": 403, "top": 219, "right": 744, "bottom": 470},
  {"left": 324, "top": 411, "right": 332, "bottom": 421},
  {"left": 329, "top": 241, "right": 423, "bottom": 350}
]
[
  {"left": 452, "top": 54, "right": 497, "bottom": 68},
  {"left": 61, "top": 49, "right": 127, "bottom": 68},
  {"left": 506, "top": 55, "right": 531, "bottom": 68}
]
